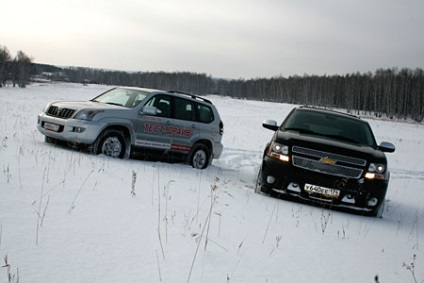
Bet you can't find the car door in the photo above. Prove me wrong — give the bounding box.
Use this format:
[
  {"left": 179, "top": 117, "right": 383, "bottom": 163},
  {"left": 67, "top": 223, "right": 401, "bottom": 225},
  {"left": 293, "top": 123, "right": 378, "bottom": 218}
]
[
  {"left": 135, "top": 94, "right": 173, "bottom": 151},
  {"left": 168, "top": 97, "right": 198, "bottom": 153}
]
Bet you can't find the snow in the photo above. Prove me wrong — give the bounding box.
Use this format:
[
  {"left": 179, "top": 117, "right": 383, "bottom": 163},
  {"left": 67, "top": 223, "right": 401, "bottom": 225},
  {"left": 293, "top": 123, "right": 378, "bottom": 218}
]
[{"left": 0, "top": 82, "right": 423, "bottom": 283}]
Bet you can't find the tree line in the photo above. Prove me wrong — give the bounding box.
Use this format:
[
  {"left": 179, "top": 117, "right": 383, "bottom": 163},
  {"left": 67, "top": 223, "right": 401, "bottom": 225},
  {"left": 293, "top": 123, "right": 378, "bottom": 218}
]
[
  {"left": 0, "top": 45, "right": 32, "bottom": 88},
  {"left": 1, "top": 44, "right": 424, "bottom": 122},
  {"left": 57, "top": 65, "right": 424, "bottom": 122},
  {"left": 215, "top": 68, "right": 424, "bottom": 122}
]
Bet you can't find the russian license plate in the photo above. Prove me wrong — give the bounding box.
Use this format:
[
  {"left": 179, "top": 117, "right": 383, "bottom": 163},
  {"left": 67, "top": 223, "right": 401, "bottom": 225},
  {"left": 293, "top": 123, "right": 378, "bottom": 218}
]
[
  {"left": 44, "top": 122, "right": 60, "bottom": 132},
  {"left": 304, "top": 183, "right": 340, "bottom": 198}
]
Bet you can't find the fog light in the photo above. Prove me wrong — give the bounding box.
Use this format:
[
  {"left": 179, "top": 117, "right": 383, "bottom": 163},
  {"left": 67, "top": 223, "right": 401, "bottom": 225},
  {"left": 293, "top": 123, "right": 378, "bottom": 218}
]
[
  {"left": 368, "top": 197, "right": 378, "bottom": 207},
  {"left": 365, "top": 172, "right": 375, "bottom": 179},
  {"left": 267, "top": 176, "right": 276, "bottom": 184},
  {"left": 73, "top": 127, "right": 85, "bottom": 133}
]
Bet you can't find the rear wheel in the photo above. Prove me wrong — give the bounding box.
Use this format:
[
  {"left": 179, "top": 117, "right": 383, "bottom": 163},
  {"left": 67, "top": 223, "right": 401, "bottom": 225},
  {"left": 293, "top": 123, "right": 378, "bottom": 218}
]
[
  {"left": 93, "top": 129, "right": 126, "bottom": 158},
  {"left": 189, "top": 144, "right": 210, "bottom": 169}
]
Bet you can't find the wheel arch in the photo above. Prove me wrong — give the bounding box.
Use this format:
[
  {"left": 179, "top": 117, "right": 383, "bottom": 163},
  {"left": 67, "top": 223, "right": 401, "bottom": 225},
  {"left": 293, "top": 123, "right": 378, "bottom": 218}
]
[
  {"left": 96, "top": 124, "right": 133, "bottom": 158},
  {"left": 192, "top": 139, "right": 213, "bottom": 153}
]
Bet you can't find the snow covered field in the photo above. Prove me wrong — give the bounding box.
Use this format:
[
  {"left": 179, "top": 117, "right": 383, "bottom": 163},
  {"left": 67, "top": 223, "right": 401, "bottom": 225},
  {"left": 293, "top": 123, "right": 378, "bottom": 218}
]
[{"left": 0, "top": 83, "right": 423, "bottom": 283}]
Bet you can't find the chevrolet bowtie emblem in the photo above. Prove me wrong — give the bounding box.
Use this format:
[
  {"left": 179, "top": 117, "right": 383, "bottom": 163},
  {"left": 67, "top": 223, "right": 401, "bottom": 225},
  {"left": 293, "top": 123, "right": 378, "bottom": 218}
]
[{"left": 320, "top": 157, "right": 336, "bottom": 165}]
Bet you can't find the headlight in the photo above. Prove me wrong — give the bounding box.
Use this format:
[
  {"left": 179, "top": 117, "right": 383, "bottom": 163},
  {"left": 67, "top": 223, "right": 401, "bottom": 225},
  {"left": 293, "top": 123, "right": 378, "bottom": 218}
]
[
  {"left": 368, "top": 163, "right": 386, "bottom": 174},
  {"left": 43, "top": 103, "right": 52, "bottom": 113},
  {"left": 74, "top": 109, "right": 103, "bottom": 121},
  {"left": 365, "top": 163, "right": 386, "bottom": 179},
  {"left": 267, "top": 142, "right": 290, "bottom": 162}
]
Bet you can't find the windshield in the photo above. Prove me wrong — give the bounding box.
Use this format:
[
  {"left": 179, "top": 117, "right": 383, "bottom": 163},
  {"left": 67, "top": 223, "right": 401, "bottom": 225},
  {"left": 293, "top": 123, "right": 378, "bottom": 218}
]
[
  {"left": 91, "top": 88, "right": 149, "bottom": 108},
  {"left": 282, "top": 109, "right": 377, "bottom": 147}
]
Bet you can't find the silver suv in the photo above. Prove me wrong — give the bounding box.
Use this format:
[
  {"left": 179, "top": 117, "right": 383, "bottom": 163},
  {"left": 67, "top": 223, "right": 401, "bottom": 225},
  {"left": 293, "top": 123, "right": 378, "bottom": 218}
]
[{"left": 37, "top": 87, "right": 224, "bottom": 169}]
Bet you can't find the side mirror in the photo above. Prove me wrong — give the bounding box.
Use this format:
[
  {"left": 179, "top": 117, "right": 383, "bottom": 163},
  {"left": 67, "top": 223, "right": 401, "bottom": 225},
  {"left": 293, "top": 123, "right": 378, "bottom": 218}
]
[
  {"left": 262, "top": 120, "right": 279, "bottom": 131},
  {"left": 378, "top": 141, "right": 395, "bottom": 153},
  {"left": 141, "top": 106, "right": 157, "bottom": 115}
]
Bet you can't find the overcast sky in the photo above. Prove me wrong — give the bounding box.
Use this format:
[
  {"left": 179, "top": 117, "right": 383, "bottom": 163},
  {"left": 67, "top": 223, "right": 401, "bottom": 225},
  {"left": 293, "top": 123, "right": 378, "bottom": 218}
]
[{"left": 2, "top": 0, "right": 423, "bottom": 79}]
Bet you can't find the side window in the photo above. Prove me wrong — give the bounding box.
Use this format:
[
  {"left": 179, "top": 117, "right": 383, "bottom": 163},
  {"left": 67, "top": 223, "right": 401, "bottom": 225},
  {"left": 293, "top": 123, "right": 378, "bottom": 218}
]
[
  {"left": 146, "top": 95, "right": 172, "bottom": 118},
  {"left": 174, "top": 97, "right": 195, "bottom": 121},
  {"left": 197, "top": 104, "right": 214, "bottom": 123}
]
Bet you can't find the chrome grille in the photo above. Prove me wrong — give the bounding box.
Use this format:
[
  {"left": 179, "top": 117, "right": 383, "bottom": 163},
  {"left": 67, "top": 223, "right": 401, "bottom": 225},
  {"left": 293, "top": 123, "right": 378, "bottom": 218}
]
[
  {"left": 292, "top": 156, "right": 363, "bottom": 179},
  {"left": 292, "top": 146, "right": 366, "bottom": 166},
  {"left": 291, "top": 146, "right": 365, "bottom": 179},
  {"left": 47, "top": 106, "right": 75, "bottom": 119}
]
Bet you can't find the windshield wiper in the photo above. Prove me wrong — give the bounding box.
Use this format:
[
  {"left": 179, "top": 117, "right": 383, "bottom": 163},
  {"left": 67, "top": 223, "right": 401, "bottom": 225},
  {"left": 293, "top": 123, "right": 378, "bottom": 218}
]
[
  {"left": 321, "top": 134, "right": 360, "bottom": 144},
  {"left": 284, "top": 127, "right": 317, "bottom": 135},
  {"left": 105, "top": 102, "right": 124, "bottom": 107},
  {"left": 285, "top": 127, "right": 361, "bottom": 144}
]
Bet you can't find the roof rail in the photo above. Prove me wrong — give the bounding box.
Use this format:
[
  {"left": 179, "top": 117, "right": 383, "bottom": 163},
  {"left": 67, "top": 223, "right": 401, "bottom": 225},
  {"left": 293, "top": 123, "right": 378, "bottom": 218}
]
[{"left": 167, "top": 90, "right": 212, "bottom": 104}]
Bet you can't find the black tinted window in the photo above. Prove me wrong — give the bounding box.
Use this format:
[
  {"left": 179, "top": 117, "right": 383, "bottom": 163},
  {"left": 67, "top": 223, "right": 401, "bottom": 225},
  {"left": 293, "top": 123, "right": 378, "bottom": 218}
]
[
  {"left": 174, "top": 97, "right": 195, "bottom": 121},
  {"left": 146, "top": 95, "right": 172, "bottom": 118},
  {"left": 197, "top": 104, "right": 214, "bottom": 123}
]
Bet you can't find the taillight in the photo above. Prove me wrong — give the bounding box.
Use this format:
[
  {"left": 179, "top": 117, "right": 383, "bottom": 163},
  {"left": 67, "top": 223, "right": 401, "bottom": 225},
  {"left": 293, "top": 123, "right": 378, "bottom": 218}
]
[{"left": 219, "top": 120, "right": 224, "bottom": 135}]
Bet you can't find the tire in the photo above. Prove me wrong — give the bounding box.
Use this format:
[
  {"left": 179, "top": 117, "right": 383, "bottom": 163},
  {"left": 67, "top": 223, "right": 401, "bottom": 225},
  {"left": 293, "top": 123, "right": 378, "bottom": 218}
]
[
  {"left": 93, "top": 129, "right": 126, "bottom": 158},
  {"left": 370, "top": 200, "right": 385, "bottom": 218},
  {"left": 254, "top": 167, "right": 263, "bottom": 193},
  {"left": 45, "top": 136, "right": 54, "bottom": 143},
  {"left": 189, "top": 144, "right": 210, "bottom": 169},
  {"left": 255, "top": 166, "right": 271, "bottom": 194}
]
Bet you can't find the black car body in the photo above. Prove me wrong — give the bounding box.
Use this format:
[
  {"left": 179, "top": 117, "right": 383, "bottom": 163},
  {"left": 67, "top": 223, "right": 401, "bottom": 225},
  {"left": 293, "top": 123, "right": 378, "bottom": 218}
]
[{"left": 256, "top": 106, "right": 395, "bottom": 217}]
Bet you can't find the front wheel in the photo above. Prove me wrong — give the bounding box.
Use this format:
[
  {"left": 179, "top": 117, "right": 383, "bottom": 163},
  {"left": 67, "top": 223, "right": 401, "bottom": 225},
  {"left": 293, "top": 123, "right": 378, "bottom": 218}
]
[
  {"left": 255, "top": 165, "right": 272, "bottom": 194},
  {"left": 93, "top": 129, "right": 126, "bottom": 158},
  {"left": 369, "top": 200, "right": 385, "bottom": 218},
  {"left": 189, "top": 144, "right": 210, "bottom": 169},
  {"left": 254, "top": 167, "right": 263, "bottom": 193}
]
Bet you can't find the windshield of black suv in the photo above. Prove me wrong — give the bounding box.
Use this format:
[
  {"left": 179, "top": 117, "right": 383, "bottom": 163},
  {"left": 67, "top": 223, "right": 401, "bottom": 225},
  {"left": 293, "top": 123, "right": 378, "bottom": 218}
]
[
  {"left": 92, "top": 88, "right": 149, "bottom": 108},
  {"left": 282, "top": 109, "right": 377, "bottom": 147}
]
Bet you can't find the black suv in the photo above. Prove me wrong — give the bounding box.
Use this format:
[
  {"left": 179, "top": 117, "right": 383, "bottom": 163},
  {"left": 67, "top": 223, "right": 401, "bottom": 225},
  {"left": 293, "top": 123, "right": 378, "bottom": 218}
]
[{"left": 256, "top": 106, "right": 395, "bottom": 217}]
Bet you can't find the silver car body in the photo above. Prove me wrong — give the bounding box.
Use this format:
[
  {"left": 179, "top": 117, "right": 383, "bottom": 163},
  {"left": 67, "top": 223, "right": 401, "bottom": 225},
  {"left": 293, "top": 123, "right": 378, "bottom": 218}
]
[{"left": 37, "top": 87, "right": 223, "bottom": 162}]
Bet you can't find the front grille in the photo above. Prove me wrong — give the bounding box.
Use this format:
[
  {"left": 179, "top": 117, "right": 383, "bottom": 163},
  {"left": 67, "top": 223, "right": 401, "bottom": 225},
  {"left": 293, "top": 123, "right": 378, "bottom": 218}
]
[
  {"left": 47, "top": 106, "right": 75, "bottom": 119},
  {"left": 292, "top": 146, "right": 366, "bottom": 166},
  {"left": 292, "top": 156, "right": 363, "bottom": 179},
  {"left": 291, "top": 146, "right": 365, "bottom": 179}
]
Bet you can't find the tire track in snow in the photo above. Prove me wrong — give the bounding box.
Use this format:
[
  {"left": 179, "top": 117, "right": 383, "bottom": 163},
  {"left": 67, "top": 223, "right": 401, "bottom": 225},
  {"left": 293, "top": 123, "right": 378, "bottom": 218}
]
[{"left": 390, "top": 168, "right": 424, "bottom": 181}]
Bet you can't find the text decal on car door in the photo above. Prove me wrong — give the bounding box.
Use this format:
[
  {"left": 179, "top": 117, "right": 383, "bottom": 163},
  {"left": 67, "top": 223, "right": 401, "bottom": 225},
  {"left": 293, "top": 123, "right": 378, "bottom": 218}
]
[{"left": 144, "top": 123, "right": 192, "bottom": 136}]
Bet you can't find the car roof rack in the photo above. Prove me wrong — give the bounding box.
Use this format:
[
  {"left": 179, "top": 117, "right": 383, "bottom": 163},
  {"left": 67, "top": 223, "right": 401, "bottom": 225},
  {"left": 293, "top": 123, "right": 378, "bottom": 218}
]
[{"left": 167, "top": 90, "right": 212, "bottom": 104}]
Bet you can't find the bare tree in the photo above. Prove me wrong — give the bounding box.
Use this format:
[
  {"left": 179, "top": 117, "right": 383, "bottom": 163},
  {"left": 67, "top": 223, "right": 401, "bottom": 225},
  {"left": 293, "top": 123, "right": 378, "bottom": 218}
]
[
  {"left": 0, "top": 45, "right": 12, "bottom": 87},
  {"left": 12, "top": 50, "right": 33, "bottom": 88}
]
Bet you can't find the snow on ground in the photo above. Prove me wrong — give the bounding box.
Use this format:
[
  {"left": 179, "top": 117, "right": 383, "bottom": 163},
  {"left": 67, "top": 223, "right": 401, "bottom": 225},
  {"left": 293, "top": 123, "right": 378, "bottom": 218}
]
[{"left": 0, "top": 82, "right": 423, "bottom": 283}]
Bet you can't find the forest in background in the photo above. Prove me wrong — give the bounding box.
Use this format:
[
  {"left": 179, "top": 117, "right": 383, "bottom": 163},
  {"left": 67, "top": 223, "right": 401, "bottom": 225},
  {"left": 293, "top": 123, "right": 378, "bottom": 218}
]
[{"left": 1, "top": 44, "right": 424, "bottom": 122}]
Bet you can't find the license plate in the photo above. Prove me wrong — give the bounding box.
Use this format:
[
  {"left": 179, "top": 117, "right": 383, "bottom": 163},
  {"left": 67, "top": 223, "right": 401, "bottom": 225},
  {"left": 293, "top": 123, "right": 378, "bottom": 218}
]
[
  {"left": 304, "top": 183, "right": 340, "bottom": 198},
  {"left": 44, "top": 122, "right": 60, "bottom": 132}
]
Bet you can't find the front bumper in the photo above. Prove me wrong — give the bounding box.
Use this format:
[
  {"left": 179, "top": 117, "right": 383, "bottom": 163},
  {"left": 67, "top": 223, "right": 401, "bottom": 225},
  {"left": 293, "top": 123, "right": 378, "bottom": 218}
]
[
  {"left": 37, "top": 113, "right": 106, "bottom": 145},
  {"left": 260, "top": 156, "right": 389, "bottom": 212}
]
